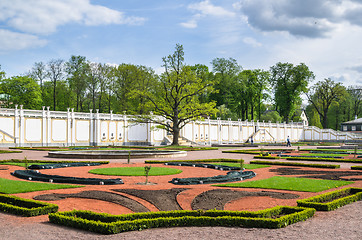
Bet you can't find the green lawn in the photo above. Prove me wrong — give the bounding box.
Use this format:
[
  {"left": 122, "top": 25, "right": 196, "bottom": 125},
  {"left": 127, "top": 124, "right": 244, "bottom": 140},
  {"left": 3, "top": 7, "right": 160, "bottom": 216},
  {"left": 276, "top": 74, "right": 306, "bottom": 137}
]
[
  {"left": 214, "top": 176, "right": 352, "bottom": 192},
  {"left": 208, "top": 162, "right": 270, "bottom": 169},
  {"left": 0, "top": 162, "right": 54, "bottom": 167},
  {"left": 89, "top": 167, "right": 182, "bottom": 176},
  {"left": 299, "top": 153, "right": 349, "bottom": 157},
  {"left": 0, "top": 178, "right": 82, "bottom": 194}
]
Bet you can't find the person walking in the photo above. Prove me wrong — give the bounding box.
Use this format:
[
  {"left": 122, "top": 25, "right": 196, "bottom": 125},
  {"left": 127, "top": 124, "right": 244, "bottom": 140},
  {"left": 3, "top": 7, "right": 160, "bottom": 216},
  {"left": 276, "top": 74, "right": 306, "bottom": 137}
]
[{"left": 286, "top": 136, "right": 291, "bottom": 147}]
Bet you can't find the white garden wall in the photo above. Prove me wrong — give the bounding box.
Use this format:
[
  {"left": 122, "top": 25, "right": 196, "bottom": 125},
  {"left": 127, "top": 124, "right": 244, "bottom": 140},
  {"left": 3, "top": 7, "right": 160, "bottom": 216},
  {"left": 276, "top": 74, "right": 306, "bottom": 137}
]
[{"left": 0, "top": 106, "right": 360, "bottom": 147}]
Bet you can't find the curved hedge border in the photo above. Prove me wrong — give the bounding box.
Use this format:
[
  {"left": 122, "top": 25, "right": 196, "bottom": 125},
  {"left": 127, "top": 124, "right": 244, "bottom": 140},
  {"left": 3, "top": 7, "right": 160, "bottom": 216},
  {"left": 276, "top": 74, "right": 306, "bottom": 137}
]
[
  {"left": 285, "top": 157, "right": 362, "bottom": 163},
  {"left": 351, "top": 165, "right": 362, "bottom": 170},
  {"left": 0, "top": 150, "right": 22, "bottom": 154},
  {"left": 145, "top": 158, "right": 241, "bottom": 164},
  {"left": 250, "top": 160, "right": 340, "bottom": 169},
  {"left": 49, "top": 206, "right": 315, "bottom": 234},
  {"left": 297, "top": 187, "right": 362, "bottom": 211},
  {"left": 0, "top": 194, "right": 58, "bottom": 217},
  {"left": 1, "top": 159, "right": 109, "bottom": 164}
]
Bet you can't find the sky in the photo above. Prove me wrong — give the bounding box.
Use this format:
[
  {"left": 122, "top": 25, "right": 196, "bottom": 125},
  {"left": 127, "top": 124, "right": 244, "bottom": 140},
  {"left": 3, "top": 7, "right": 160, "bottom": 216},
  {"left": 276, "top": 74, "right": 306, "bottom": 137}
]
[{"left": 1, "top": 0, "right": 362, "bottom": 86}]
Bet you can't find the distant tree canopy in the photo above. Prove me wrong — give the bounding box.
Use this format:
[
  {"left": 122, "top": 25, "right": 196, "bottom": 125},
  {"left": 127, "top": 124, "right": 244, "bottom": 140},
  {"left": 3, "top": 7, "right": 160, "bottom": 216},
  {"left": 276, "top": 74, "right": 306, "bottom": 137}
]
[{"left": 0, "top": 46, "right": 360, "bottom": 131}]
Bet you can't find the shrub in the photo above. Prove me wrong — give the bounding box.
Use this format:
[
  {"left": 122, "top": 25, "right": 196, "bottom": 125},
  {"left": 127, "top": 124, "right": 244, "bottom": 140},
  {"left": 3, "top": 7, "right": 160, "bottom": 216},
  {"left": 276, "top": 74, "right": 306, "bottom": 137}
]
[
  {"left": 49, "top": 206, "right": 315, "bottom": 234},
  {"left": 250, "top": 160, "right": 340, "bottom": 169},
  {"left": 351, "top": 165, "right": 362, "bottom": 170},
  {"left": 297, "top": 188, "right": 362, "bottom": 211},
  {"left": 285, "top": 157, "right": 362, "bottom": 163},
  {"left": 145, "top": 159, "right": 241, "bottom": 164},
  {"left": 0, "top": 194, "right": 58, "bottom": 217}
]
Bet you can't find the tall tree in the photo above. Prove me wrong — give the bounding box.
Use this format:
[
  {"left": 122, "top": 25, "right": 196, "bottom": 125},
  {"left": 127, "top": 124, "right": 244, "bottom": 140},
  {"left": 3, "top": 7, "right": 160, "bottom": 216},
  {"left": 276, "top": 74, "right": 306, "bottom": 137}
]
[
  {"left": 134, "top": 44, "right": 217, "bottom": 145},
  {"left": 347, "top": 85, "right": 362, "bottom": 118},
  {"left": 270, "top": 62, "right": 314, "bottom": 123},
  {"left": 306, "top": 78, "right": 346, "bottom": 128},
  {"left": 210, "top": 57, "right": 241, "bottom": 107},
  {"left": 47, "top": 59, "right": 64, "bottom": 111},
  {"left": 65, "top": 56, "right": 88, "bottom": 112},
  {"left": 29, "top": 62, "right": 47, "bottom": 91},
  {"left": 0, "top": 76, "right": 42, "bottom": 109}
]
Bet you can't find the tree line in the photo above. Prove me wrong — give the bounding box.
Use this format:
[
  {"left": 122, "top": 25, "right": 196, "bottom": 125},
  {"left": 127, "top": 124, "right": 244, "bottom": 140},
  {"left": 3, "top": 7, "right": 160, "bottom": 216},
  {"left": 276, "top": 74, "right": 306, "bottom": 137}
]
[{"left": 0, "top": 44, "right": 361, "bottom": 133}]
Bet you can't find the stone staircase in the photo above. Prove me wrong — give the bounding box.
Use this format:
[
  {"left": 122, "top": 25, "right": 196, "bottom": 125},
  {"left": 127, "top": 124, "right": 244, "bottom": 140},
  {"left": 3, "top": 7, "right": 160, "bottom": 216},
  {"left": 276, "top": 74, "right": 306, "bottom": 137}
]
[{"left": 167, "top": 135, "right": 192, "bottom": 146}]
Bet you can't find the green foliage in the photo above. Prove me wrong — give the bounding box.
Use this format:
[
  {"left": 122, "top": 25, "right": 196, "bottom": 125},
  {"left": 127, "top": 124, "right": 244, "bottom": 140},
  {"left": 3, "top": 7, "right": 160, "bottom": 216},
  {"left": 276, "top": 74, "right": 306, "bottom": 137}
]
[
  {"left": 132, "top": 44, "right": 217, "bottom": 145},
  {"left": 144, "top": 165, "right": 152, "bottom": 184},
  {"left": 0, "top": 178, "right": 82, "bottom": 194},
  {"left": 49, "top": 206, "right": 315, "bottom": 234},
  {"left": 306, "top": 78, "right": 347, "bottom": 128},
  {"left": 89, "top": 167, "right": 182, "bottom": 176},
  {"left": 250, "top": 160, "right": 340, "bottom": 169},
  {"left": 285, "top": 157, "right": 362, "bottom": 163},
  {"left": 0, "top": 150, "right": 22, "bottom": 153},
  {"left": 145, "top": 158, "right": 242, "bottom": 164},
  {"left": 215, "top": 176, "right": 352, "bottom": 192},
  {"left": 297, "top": 188, "right": 362, "bottom": 211},
  {"left": 351, "top": 165, "right": 362, "bottom": 170},
  {"left": 0, "top": 75, "right": 42, "bottom": 109},
  {"left": 270, "top": 62, "right": 314, "bottom": 122},
  {"left": 0, "top": 194, "right": 58, "bottom": 217}
]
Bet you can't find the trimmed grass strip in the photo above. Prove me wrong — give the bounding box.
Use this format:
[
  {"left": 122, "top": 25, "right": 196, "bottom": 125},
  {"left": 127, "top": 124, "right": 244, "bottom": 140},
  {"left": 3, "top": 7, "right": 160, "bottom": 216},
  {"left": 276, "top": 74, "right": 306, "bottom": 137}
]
[
  {"left": 214, "top": 176, "right": 352, "bottom": 192},
  {"left": 0, "top": 178, "right": 82, "bottom": 194},
  {"left": 250, "top": 160, "right": 340, "bottom": 169},
  {"left": 89, "top": 167, "right": 182, "bottom": 176}
]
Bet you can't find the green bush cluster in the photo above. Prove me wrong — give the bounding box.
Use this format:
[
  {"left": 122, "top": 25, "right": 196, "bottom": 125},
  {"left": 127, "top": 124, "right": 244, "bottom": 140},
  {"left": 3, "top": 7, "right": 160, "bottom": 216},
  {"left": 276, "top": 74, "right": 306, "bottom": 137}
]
[
  {"left": 297, "top": 187, "right": 362, "bottom": 211},
  {"left": 351, "top": 165, "right": 362, "bottom": 170},
  {"left": 285, "top": 157, "right": 362, "bottom": 163},
  {"left": 0, "top": 194, "right": 58, "bottom": 217},
  {"left": 250, "top": 160, "right": 340, "bottom": 169},
  {"left": 253, "top": 155, "right": 279, "bottom": 159},
  {"left": 49, "top": 206, "right": 315, "bottom": 234},
  {"left": 1, "top": 159, "right": 109, "bottom": 164},
  {"left": 145, "top": 158, "right": 241, "bottom": 164},
  {"left": 0, "top": 150, "right": 22, "bottom": 154}
]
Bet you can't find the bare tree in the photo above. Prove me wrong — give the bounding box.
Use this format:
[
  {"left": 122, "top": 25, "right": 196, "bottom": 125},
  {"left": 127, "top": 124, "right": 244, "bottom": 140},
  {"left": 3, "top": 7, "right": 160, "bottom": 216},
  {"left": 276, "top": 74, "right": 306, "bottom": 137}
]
[{"left": 47, "top": 59, "right": 64, "bottom": 110}]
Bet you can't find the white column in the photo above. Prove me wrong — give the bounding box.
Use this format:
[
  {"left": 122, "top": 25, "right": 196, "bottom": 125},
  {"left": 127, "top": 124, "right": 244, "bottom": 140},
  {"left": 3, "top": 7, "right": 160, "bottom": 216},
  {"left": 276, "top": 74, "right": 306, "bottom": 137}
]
[
  {"left": 66, "top": 108, "right": 71, "bottom": 146},
  {"left": 14, "top": 105, "right": 19, "bottom": 147},
  {"left": 89, "top": 109, "right": 93, "bottom": 146},
  {"left": 123, "top": 114, "right": 127, "bottom": 145},
  {"left": 19, "top": 105, "right": 25, "bottom": 146},
  {"left": 208, "top": 117, "right": 211, "bottom": 146},
  {"left": 71, "top": 108, "right": 75, "bottom": 145},
  {"left": 95, "top": 109, "right": 100, "bottom": 146},
  {"left": 46, "top": 106, "right": 51, "bottom": 146},
  {"left": 42, "top": 106, "right": 47, "bottom": 146}
]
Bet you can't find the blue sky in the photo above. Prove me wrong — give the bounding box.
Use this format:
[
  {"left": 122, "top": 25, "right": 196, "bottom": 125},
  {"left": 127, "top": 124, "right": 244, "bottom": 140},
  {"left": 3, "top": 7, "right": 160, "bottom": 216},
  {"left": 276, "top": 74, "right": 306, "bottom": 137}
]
[{"left": 1, "top": 0, "right": 362, "bottom": 86}]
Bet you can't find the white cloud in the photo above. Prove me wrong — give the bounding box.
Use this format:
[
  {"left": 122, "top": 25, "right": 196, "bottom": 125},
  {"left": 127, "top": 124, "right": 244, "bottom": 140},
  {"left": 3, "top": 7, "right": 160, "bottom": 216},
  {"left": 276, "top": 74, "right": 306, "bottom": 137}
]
[
  {"left": 180, "top": 0, "right": 235, "bottom": 28},
  {"left": 0, "top": 0, "right": 146, "bottom": 35},
  {"left": 236, "top": 0, "right": 362, "bottom": 38},
  {"left": 243, "top": 37, "right": 261, "bottom": 47},
  {"left": 0, "top": 29, "right": 47, "bottom": 51}
]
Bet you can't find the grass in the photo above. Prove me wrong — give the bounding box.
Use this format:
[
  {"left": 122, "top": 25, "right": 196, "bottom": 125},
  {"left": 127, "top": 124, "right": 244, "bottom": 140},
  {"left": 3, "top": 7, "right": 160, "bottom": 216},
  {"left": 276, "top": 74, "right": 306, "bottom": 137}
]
[
  {"left": 0, "top": 162, "right": 54, "bottom": 167},
  {"left": 299, "top": 153, "right": 349, "bottom": 157},
  {"left": 214, "top": 176, "right": 353, "bottom": 192},
  {"left": 89, "top": 167, "right": 182, "bottom": 176},
  {"left": 0, "top": 178, "right": 82, "bottom": 194},
  {"left": 208, "top": 162, "right": 270, "bottom": 169},
  {"left": 0, "top": 150, "right": 22, "bottom": 154}
]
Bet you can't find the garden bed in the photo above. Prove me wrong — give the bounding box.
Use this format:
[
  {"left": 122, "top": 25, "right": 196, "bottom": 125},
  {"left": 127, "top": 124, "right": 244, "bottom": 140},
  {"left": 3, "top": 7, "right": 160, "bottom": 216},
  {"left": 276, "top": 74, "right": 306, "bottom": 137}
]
[
  {"left": 297, "top": 187, "right": 362, "bottom": 211},
  {"left": 48, "top": 206, "right": 315, "bottom": 234},
  {"left": 0, "top": 194, "right": 58, "bottom": 217}
]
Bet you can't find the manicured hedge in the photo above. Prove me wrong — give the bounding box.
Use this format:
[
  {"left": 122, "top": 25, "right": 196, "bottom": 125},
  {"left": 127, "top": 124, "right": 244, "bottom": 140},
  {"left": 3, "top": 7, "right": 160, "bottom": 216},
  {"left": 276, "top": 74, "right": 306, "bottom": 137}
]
[
  {"left": 49, "top": 206, "right": 315, "bottom": 234},
  {"left": 1, "top": 159, "right": 109, "bottom": 164},
  {"left": 253, "top": 155, "right": 279, "bottom": 160},
  {"left": 145, "top": 158, "right": 242, "bottom": 164},
  {"left": 250, "top": 160, "right": 340, "bottom": 169},
  {"left": 351, "top": 165, "right": 362, "bottom": 170},
  {"left": 285, "top": 157, "right": 362, "bottom": 163},
  {"left": 297, "top": 187, "right": 362, "bottom": 211},
  {"left": 0, "top": 150, "right": 22, "bottom": 154},
  {"left": 0, "top": 194, "right": 58, "bottom": 217}
]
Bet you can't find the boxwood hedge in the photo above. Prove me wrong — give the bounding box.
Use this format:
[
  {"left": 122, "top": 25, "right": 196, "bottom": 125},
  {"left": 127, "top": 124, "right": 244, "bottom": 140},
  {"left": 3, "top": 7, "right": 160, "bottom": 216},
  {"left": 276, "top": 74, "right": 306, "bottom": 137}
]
[
  {"left": 250, "top": 160, "right": 340, "bottom": 169},
  {"left": 285, "top": 157, "right": 362, "bottom": 163},
  {"left": 297, "top": 187, "right": 362, "bottom": 211},
  {"left": 0, "top": 194, "right": 58, "bottom": 217},
  {"left": 49, "top": 206, "right": 315, "bottom": 234},
  {"left": 351, "top": 165, "right": 362, "bottom": 170}
]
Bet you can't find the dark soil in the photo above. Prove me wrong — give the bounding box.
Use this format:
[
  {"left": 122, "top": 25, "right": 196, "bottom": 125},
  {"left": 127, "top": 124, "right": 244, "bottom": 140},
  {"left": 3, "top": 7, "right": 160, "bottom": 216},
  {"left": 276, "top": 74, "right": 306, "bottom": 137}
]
[
  {"left": 191, "top": 189, "right": 300, "bottom": 210},
  {"left": 113, "top": 188, "right": 188, "bottom": 211},
  {"left": 34, "top": 190, "right": 150, "bottom": 212},
  {"left": 270, "top": 167, "right": 362, "bottom": 181}
]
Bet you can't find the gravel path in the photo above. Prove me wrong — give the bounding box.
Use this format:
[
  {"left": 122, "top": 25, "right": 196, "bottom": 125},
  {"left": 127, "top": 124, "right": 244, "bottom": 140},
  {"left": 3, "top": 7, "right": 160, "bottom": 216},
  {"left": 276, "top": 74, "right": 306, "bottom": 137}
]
[{"left": 0, "top": 200, "right": 361, "bottom": 240}]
